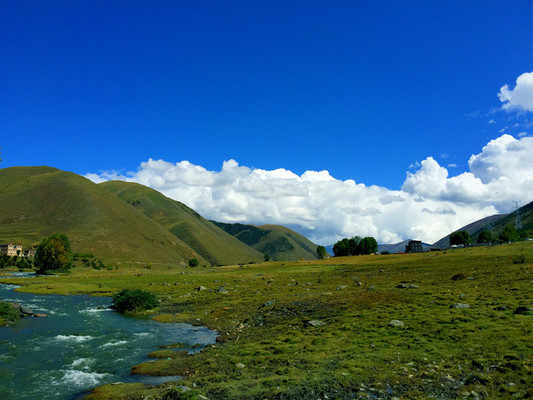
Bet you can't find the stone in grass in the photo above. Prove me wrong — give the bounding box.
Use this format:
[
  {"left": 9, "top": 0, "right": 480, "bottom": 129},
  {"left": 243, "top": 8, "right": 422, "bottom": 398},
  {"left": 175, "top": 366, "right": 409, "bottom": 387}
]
[
  {"left": 388, "top": 320, "right": 404, "bottom": 327},
  {"left": 195, "top": 286, "right": 208, "bottom": 292},
  {"left": 216, "top": 286, "right": 228, "bottom": 294},
  {"left": 451, "top": 303, "right": 471, "bottom": 309},
  {"left": 336, "top": 285, "right": 348, "bottom": 290},
  {"left": 396, "top": 283, "right": 409, "bottom": 289},
  {"left": 513, "top": 306, "right": 533, "bottom": 315},
  {"left": 236, "top": 363, "right": 246, "bottom": 369},
  {"left": 306, "top": 320, "right": 327, "bottom": 327}
]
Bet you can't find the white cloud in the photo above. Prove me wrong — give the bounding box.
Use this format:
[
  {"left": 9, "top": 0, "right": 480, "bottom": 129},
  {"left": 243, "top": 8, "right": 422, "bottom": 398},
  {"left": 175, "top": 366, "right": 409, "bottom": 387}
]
[
  {"left": 499, "top": 71, "right": 533, "bottom": 112},
  {"left": 86, "top": 135, "right": 533, "bottom": 246}
]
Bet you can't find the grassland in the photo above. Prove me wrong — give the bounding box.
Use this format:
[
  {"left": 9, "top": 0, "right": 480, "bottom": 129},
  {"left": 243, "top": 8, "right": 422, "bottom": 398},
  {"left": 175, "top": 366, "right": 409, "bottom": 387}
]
[{"left": 1, "top": 242, "right": 532, "bottom": 399}]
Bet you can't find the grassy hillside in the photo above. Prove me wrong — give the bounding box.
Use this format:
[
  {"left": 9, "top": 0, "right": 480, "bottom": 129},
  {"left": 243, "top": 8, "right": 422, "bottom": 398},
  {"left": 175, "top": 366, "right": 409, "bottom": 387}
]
[
  {"left": 471, "top": 200, "right": 533, "bottom": 240},
  {"left": 0, "top": 166, "right": 207, "bottom": 265},
  {"left": 432, "top": 214, "right": 506, "bottom": 248},
  {"left": 100, "top": 181, "right": 264, "bottom": 265},
  {"left": 213, "top": 222, "right": 318, "bottom": 261},
  {"left": 433, "top": 200, "right": 533, "bottom": 248}
]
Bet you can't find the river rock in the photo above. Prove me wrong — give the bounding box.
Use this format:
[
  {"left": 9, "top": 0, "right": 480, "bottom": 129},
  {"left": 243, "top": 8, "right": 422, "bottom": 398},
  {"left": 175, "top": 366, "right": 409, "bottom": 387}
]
[
  {"left": 33, "top": 313, "right": 47, "bottom": 318},
  {"left": 20, "top": 306, "right": 34, "bottom": 315}
]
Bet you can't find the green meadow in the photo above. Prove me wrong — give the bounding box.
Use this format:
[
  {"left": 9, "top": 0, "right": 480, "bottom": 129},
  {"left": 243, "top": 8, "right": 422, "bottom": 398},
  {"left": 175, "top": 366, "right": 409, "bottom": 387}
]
[{"left": 1, "top": 242, "right": 532, "bottom": 399}]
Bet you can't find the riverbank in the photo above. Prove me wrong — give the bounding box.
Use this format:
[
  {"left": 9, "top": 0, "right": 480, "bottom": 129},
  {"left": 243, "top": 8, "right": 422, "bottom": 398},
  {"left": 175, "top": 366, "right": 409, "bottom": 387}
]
[{"left": 1, "top": 242, "right": 532, "bottom": 399}]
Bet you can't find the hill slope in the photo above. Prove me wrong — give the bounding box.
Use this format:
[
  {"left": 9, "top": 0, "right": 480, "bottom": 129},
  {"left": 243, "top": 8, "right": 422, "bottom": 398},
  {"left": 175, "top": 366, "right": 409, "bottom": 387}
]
[
  {"left": 432, "top": 214, "right": 506, "bottom": 248},
  {"left": 469, "top": 200, "right": 533, "bottom": 241},
  {"left": 212, "top": 222, "right": 318, "bottom": 261},
  {"left": 432, "top": 200, "right": 533, "bottom": 248},
  {"left": 100, "top": 181, "right": 264, "bottom": 265},
  {"left": 0, "top": 166, "right": 207, "bottom": 265}
]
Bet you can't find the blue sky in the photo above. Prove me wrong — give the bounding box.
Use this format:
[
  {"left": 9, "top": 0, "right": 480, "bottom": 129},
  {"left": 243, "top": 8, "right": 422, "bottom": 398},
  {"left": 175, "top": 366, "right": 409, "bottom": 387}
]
[{"left": 2, "top": 2, "right": 533, "bottom": 244}]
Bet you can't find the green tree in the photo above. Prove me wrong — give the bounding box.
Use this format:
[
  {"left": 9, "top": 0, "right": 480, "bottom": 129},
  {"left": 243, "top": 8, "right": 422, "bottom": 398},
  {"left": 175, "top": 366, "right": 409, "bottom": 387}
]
[
  {"left": 316, "top": 245, "right": 327, "bottom": 259},
  {"left": 348, "top": 236, "right": 362, "bottom": 255},
  {"left": 264, "top": 254, "right": 270, "bottom": 262},
  {"left": 499, "top": 224, "right": 518, "bottom": 243},
  {"left": 477, "top": 230, "right": 494, "bottom": 244},
  {"left": 188, "top": 258, "right": 199, "bottom": 267},
  {"left": 111, "top": 289, "right": 158, "bottom": 313},
  {"left": 34, "top": 234, "right": 73, "bottom": 274},
  {"left": 450, "top": 230, "right": 471, "bottom": 246},
  {"left": 358, "top": 237, "right": 378, "bottom": 255},
  {"left": 332, "top": 238, "right": 349, "bottom": 256}
]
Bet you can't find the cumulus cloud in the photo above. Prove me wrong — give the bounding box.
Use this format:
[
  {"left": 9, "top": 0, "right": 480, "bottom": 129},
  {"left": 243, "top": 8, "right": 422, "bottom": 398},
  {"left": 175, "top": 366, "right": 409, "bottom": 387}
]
[
  {"left": 86, "top": 134, "right": 533, "bottom": 246},
  {"left": 499, "top": 71, "right": 533, "bottom": 112}
]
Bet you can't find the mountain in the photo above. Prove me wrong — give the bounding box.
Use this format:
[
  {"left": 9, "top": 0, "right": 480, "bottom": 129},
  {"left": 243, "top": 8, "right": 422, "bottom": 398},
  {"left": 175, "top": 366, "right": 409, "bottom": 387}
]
[
  {"left": 432, "top": 200, "right": 533, "bottom": 248},
  {"left": 432, "top": 214, "right": 507, "bottom": 248},
  {"left": 0, "top": 166, "right": 208, "bottom": 265},
  {"left": 468, "top": 201, "right": 533, "bottom": 242},
  {"left": 99, "top": 181, "right": 264, "bottom": 265},
  {"left": 378, "top": 240, "right": 432, "bottom": 254},
  {"left": 212, "top": 222, "right": 318, "bottom": 261}
]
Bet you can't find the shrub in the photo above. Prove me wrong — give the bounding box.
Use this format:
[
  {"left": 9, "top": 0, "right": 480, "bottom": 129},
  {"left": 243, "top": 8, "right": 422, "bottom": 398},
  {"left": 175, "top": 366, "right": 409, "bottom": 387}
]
[
  {"left": 111, "top": 289, "right": 158, "bottom": 313},
  {"left": 512, "top": 255, "right": 525, "bottom": 264},
  {"left": 0, "top": 301, "right": 20, "bottom": 324},
  {"left": 188, "top": 258, "right": 199, "bottom": 268}
]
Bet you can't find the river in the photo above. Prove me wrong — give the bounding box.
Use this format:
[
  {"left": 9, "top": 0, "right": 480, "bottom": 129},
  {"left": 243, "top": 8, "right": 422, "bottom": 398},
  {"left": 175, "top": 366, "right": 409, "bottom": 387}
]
[{"left": 0, "top": 273, "right": 217, "bottom": 400}]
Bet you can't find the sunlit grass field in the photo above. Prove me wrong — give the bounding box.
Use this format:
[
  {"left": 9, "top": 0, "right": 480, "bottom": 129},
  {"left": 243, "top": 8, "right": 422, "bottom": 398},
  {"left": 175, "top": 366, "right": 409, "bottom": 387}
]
[{"left": 2, "top": 242, "right": 531, "bottom": 399}]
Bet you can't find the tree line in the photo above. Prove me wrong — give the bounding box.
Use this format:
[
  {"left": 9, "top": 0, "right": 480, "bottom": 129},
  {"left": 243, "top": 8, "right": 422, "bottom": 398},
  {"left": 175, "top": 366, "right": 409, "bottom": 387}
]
[
  {"left": 332, "top": 236, "right": 378, "bottom": 257},
  {"left": 450, "top": 224, "right": 530, "bottom": 246}
]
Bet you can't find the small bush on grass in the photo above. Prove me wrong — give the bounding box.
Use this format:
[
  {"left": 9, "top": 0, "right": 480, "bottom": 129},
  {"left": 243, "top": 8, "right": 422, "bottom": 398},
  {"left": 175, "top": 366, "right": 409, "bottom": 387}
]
[
  {"left": 512, "top": 255, "right": 525, "bottom": 264},
  {"left": 111, "top": 289, "right": 158, "bottom": 313}
]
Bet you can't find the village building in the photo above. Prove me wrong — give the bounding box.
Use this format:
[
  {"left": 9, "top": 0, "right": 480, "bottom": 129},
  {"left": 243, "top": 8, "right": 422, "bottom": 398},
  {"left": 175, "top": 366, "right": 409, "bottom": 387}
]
[
  {"left": 0, "top": 243, "right": 23, "bottom": 257},
  {"left": 405, "top": 240, "right": 423, "bottom": 253},
  {"left": 24, "top": 248, "right": 37, "bottom": 258}
]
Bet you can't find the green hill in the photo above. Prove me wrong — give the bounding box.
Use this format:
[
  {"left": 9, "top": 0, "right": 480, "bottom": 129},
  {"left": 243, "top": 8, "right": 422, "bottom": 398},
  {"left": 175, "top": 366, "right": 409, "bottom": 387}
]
[
  {"left": 212, "top": 222, "right": 318, "bottom": 261},
  {"left": 99, "top": 181, "right": 264, "bottom": 265},
  {"left": 432, "top": 200, "right": 533, "bottom": 247},
  {"left": 470, "top": 200, "right": 533, "bottom": 241},
  {"left": 432, "top": 214, "right": 506, "bottom": 248},
  {"left": 0, "top": 166, "right": 207, "bottom": 265}
]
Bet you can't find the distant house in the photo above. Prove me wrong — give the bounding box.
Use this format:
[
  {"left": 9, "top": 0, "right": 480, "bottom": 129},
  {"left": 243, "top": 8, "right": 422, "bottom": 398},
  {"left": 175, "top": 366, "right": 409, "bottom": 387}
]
[
  {"left": 24, "top": 248, "right": 37, "bottom": 258},
  {"left": 0, "top": 243, "right": 23, "bottom": 257},
  {"left": 405, "top": 240, "right": 423, "bottom": 253}
]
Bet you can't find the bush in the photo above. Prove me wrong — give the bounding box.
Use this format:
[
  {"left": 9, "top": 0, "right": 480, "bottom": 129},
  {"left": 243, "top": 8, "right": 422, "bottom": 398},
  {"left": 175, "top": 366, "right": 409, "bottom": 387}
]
[
  {"left": 0, "top": 301, "right": 20, "bottom": 324},
  {"left": 111, "top": 289, "right": 158, "bottom": 313},
  {"left": 512, "top": 255, "right": 525, "bottom": 264},
  {"left": 188, "top": 258, "right": 199, "bottom": 268}
]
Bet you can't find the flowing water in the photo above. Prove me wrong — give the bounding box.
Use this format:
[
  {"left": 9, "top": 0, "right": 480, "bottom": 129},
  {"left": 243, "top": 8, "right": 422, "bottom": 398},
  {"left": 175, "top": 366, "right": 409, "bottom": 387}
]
[{"left": 0, "top": 273, "right": 217, "bottom": 399}]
